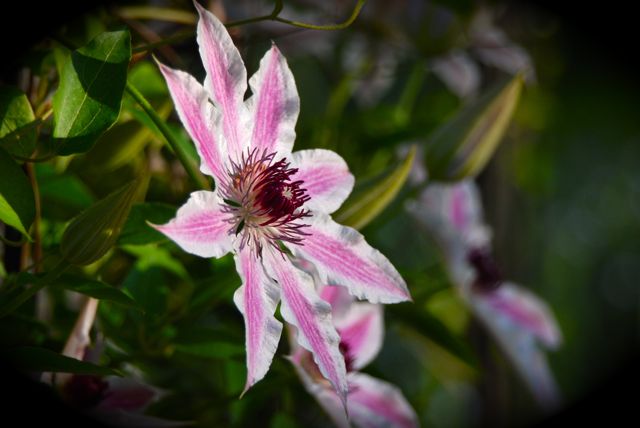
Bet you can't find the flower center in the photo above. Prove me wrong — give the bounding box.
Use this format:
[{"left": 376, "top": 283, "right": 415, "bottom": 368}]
[
  {"left": 467, "top": 247, "right": 502, "bottom": 292},
  {"left": 220, "top": 149, "right": 310, "bottom": 255}
]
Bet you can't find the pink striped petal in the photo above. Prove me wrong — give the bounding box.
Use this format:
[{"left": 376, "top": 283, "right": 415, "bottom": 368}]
[
  {"left": 470, "top": 283, "right": 562, "bottom": 409},
  {"left": 233, "top": 246, "right": 283, "bottom": 393},
  {"left": 263, "top": 248, "right": 348, "bottom": 404},
  {"left": 246, "top": 44, "right": 299, "bottom": 157},
  {"left": 157, "top": 61, "right": 227, "bottom": 183},
  {"left": 291, "top": 213, "right": 410, "bottom": 304},
  {"left": 335, "top": 303, "right": 383, "bottom": 371},
  {"left": 291, "top": 150, "right": 354, "bottom": 214},
  {"left": 152, "top": 191, "right": 232, "bottom": 258},
  {"left": 481, "top": 282, "right": 562, "bottom": 349},
  {"left": 347, "top": 373, "right": 419, "bottom": 428},
  {"left": 195, "top": 1, "right": 248, "bottom": 158}
]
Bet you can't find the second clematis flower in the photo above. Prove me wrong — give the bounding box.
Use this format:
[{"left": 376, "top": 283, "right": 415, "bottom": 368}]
[
  {"left": 153, "top": 2, "right": 411, "bottom": 403},
  {"left": 406, "top": 181, "right": 562, "bottom": 410}
]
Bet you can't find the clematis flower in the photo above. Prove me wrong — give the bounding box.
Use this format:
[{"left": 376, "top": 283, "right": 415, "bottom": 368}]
[
  {"left": 406, "top": 181, "right": 562, "bottom": 410},
  {"left": 290, "top": 284, "right": 418, "bottom": 428},
  {"left": 153, "top": 2, "right": 410, "bottom": 402}
]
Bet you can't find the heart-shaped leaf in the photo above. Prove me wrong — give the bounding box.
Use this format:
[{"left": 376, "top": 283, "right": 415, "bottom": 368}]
[{"left": 53, "top": 30, "right": 131, "bottom": 155}]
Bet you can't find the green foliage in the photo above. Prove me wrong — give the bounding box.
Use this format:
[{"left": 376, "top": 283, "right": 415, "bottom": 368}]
[
  {"left": 1, "top": 346, "right": 120, "bottom": 376},
  {"left": 61, "top": 178, "right": 145, "bottom": 265},
  {"left": 0, "top": 86, "right": 37, "bottom": 158},
  {"left": 335, "top": 145, "right": 416, "bottom": 230},
  {"left": 426, "top": 75, "right": 523, "bottom": 181},
  {"left": 53, "top": 30, "right": 131, "bottom": 155},
  {"left": 0, "top": 147, "right": 34, "bottom": 238}
]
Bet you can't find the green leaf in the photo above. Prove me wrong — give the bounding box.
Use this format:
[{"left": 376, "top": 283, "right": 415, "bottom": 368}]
[
  {"left": 426, "top": 74, "right": 523, "bottom": 181},
  {"left": 60, "top": 178, "right": 146, "bottom": 266},
  {"left": 53, "top": 30, "right": 131, "bottom": 155},
  {"left": 0, "top": 86, "right": 37, "bottom": 157},
  {"left": 334, "top": 145, "right": 416, "bottom": 230},
  {"left": 55, "top": 276, "right": 140, "bottom": 309},
  {"left": 118, "top": 202, "right": 176, "bottom": 245},
  {"left": 1, "top": 346, "right": 119, "bottom": 376},
  {"left": 0, "top": 147, "right": 34, "bottom": 238}
]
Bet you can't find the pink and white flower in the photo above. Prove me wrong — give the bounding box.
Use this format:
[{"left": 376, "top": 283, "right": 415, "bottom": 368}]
[
  {"left": 291, "top": 285, "right": 419, "bottom": 428},
  {"left": 406, "top": 181, "right": 562, "bottom": 410},
  {"left": 152, "top": 2, "right": 411, "bottom": 402}
]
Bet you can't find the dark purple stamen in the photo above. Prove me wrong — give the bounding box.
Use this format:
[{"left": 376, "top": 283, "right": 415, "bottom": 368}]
[
  {"left": 253, "top": 157, "right": 310, "bottom": 226},
  {"left": 339, "top": 338, "right": 355, "bottom": 373},
  {"left": 467, "top": 247, "right": 502, "bottom": 292}
]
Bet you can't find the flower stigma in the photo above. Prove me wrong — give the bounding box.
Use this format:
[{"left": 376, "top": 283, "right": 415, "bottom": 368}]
[{"left": 219, "top": 148, "right": 311, "bottom": 256}]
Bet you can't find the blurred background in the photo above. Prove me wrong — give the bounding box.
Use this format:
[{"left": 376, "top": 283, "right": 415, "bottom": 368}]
[{"left": 2, "top": 1, "right": 638, "bottom": 427}]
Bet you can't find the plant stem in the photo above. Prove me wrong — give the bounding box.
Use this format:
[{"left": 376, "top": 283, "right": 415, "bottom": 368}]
[
  {"left": 272, "top": 0, "right": 367, "bottom": 31},
  {"left": 125, "top": 81, "right": 210, "bottom": 190}
]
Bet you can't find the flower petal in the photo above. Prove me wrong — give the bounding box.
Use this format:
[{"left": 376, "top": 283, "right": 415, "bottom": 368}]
[
  {"left": 335, "top": 303, "right": 383, "bottom": 371},
  {"left": 233, "top": 246, "right": 283, "bottom": 393},
  {"left": 263, "top": 248, "right": 348, "bottom": 404},
  {"left": 291, "top": 149, "right": 355, "bottom": 214},
  {"left": 98, "top": 376, "right": 158, "bottom": 412},
  {"left": 289, "top": 356, "right": 350, "bottom": 428},
  {"left": 480, "top": 282, "right": 562, "bottom": 349},
  {"left": 195, "top": 1, "right": 248, "bottom": 158},
  {"left": 469, "top": 283, "right": 562, "bottom": 409},
  {"left": 246, "top": 44, "right": 299, "bottom": 157},
  {"left": 291, "top": 212, "right": 410, "bottom": 304},
  {"left": 319, "top": 285, "right": 354, "bottom": 321},
  {"left": 157, "top": 61, "right": 227, "bottom": 183},
  {"left": 152, "top": 191, "right": 232, "bottom": 258},
  {"left": 347, "top": 373, "right": 419, "bottom": 428}
]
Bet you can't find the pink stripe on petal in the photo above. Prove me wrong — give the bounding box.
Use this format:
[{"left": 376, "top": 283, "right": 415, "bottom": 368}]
[
  {"left": 247, "top": 45, "right": 299, "bottom": 157},
  {"left": 195, "top": 2, "right": 248, "bottom": 158},
  {"left": 157, "top": 62, "right": 226, "bottom": 183},
  {"left": 264, "top": 249, "right": 348, "bottom": 404},
  {"left": 348, "top": 373, "right": 419, "bottom": 428},
  {"left": 233, "top": 247, "right": 283, "bottom": 393},
  {"left": 483, "top": 283, "right": 562, "bottom": 349},
  {"left": 291, "top": 150, "right": 354, "bottom": 214},
  {"left": 292, "top": 213, "right": 410, "bottom": 304},
  {"left": 153, "top": 191, "right": 232, "bottom": 258}
]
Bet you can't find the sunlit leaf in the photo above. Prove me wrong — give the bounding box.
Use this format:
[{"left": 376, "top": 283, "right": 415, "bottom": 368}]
[
  {"left": 0, "top": 86, "right": 37, "bottom": 158},
  {"left": 60, "top": 178, "right": 145, "bottom": 265},
  {"left": 53, "top": 30, "right": 131, "bottom": 155},
  {"left": 426, "top": 74, "right": 523, "bottom": 181},
  {"left": 334, "top": 145, "right": 416, "bottom": 230},
  {"left": 1, "top": 346, "right": 119, "bottom": 376},
  {"left": 0, "top": 147, "right": 34, "bottom": 238}
]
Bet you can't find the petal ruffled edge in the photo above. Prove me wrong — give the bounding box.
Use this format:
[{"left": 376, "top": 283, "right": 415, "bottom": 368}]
[
  {"left": 233, "top": 246, "right": 283, "bottom": 394},
  {"left": 157, "top": 61, "right": 227, "bottom": 183},
  {"left": 263, "top": 248, "right": 348, "bottom": 405},
  {"left": 246, "top": 44, "right": 299, "bottom": 158},
  {"left": 151, "top": 191, "right": 233, "bottom": 258},
  {"left": 195, "top": 1, "right": 248, "bottom": 159},
  {"left": 291, "top": 212, "right": 411, "bottom": 304}
]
